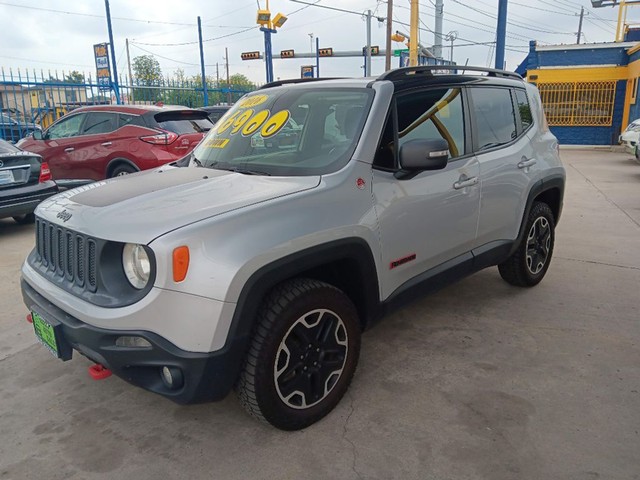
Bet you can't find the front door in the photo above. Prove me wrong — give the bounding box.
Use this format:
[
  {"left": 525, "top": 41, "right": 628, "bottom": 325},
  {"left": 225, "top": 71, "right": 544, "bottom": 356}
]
[{"left": 372, "top": 87, "right": 480, "bottom": 299}]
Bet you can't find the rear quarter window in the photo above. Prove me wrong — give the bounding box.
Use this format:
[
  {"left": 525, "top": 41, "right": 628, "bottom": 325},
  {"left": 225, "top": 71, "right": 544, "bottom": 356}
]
[{"left": 153, "top": 112, "right": 212, "bottom": 134}]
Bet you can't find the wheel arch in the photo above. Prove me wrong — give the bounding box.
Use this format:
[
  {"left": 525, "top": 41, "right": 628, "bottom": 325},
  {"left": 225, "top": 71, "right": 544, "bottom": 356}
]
[
  {"left": 106, "top": 157, "right": 139, "bottom": 177},
  {"left": 510, "top": 175, "right": 565, "bottom": 257}
]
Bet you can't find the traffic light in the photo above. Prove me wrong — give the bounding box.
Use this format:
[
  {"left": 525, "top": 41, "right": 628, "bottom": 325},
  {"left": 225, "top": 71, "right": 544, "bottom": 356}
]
[
  {"left": 391, "top": 33, "right": 406, "bottom": 42},
  {"left": 318, "top": 48, "right": 333, "bottom": 57},
  {"left": 280, "top": 49, "right": 295, "bottom": 58},
  {"left": 241, "top": 51, "right": 261, "bottom": 60},
  {"left": 362, "top": 45, "right": 380, "bottom": 55}
]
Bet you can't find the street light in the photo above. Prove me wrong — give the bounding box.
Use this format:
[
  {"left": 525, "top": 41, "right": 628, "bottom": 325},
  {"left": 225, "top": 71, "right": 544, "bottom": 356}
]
[{"left": 257, "top": 1, "right": 287, "bottom": 83}]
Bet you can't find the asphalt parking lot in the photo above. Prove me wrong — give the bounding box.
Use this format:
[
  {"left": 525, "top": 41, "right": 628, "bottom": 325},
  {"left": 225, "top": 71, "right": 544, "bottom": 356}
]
[{"left": 1, "top": 149, "right": 639, "bottom": 480}]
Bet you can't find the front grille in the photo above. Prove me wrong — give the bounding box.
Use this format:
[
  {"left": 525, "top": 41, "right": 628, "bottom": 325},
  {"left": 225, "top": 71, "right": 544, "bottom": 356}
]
[{"left": 34, "top": 217, "right": 98, "bottom": 293}]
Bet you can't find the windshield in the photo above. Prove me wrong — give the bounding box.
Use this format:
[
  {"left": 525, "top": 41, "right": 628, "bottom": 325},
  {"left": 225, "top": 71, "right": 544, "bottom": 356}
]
[{"left": 191, "top": 88, "right": 373, "bottom": 176}]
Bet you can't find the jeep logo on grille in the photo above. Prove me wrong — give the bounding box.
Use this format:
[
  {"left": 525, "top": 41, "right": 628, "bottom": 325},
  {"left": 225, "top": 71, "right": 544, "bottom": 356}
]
[{"left": 56, "top": 210, "right": 72, "bottom": 222}]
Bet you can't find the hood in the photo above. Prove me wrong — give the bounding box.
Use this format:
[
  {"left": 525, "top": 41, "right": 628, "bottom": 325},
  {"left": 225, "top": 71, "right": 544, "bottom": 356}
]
[{"left": 36, "top": 166, "right": 320, "bottom": 244}]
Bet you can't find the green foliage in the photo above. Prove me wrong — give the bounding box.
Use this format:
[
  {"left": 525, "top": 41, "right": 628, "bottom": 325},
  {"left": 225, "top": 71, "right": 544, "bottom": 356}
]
[
  {"left": 132, "top": 55, "right": 162, "bottom": 102},
  {"left": 64, "top": 71, "right": 85, "bottom": 84}
]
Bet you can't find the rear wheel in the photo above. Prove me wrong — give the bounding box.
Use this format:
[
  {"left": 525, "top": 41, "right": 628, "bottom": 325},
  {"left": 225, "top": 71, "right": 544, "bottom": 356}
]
[
  {"left": 236, "top": 278, "right": 361, "bottom": 430},
  {"left": 12, "top": 214, "right": 35, "bottom": 224},
  {"left": 498, "top": 202, "right": 555, "bottom": 287},
  {"left": 110, "top": 163, "right": 137, "bottom": 177}
]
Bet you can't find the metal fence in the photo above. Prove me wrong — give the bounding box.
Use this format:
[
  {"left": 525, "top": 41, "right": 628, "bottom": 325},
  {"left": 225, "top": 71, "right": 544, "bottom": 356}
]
[
  {"left": 0, "top": 69, "right": 255, "bottom": 142},
  {"left": 537, "top": 81, "right": 617, "bottom": 127}
]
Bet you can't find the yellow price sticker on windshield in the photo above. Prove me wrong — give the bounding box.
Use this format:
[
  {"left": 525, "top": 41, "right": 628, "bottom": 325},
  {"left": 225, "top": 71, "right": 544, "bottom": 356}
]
[
  {"left": 238, "top": 94, "right": 269, "bottom": 108},
  {"left": 261, "top": 110, "right": 290, "bottom": 138},
  {"left": 241, "top": 110, "right": 270, "bottom": 136},
  {"left": 204, "top": 138, "right": 229, "bottom": 149},
  {"left": 230, "top": 109, "right": 255, "bottom": 134}
]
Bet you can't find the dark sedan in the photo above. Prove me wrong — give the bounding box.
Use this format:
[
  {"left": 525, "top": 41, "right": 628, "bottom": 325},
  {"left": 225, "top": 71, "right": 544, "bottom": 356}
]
[
  {"left": 0, "top": 140, "right": 58, "bottom": 224},
  {"left": 0, "top": 113, "right": 42, "bottom": 143}
]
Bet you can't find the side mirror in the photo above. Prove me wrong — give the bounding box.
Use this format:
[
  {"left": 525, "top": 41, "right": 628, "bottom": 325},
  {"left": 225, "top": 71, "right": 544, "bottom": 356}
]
[
  {"left": 399, "top": 138, "right": 449, "bottom": 172},
  {"left": 32, "top": 130, "right": 43, "bottom": 140}
]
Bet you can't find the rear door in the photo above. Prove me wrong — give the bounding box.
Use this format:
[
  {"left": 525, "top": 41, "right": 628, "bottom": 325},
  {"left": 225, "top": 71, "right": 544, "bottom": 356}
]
[
  {"left": 470, "top": 86, "right": 538, "bottom": 247},
  {"left": 68, "top": 111, "right": 119, "bottom": 179}
]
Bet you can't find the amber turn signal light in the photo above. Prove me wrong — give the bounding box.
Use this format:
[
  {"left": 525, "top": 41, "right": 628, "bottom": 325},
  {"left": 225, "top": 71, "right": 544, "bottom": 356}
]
[{"left": 172, "top": 246, "right": 190, "bottom": 282}]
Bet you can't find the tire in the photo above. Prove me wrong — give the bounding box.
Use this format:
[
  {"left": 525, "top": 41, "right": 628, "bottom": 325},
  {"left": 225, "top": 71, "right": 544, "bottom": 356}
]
[
  {"left": 236, "top": 278, "right": 361, "bottom": 431},
  {"left": 12, "top": 213, "right": 35, "bottom": 225},
  {"left": 110, "top": 163, "right": 137, "bottom": 177},
  {"left": 498, "top": 201, "right": 555, "bottom": 287}
]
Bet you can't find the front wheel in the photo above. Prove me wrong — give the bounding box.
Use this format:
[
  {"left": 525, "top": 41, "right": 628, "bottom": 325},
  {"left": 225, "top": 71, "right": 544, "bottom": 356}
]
[
  {"left": 236, "top": 278, "right": 361, "bottom": 430},
  {"left": 498, "top": 202, "right": 555, "bottom": 287}
]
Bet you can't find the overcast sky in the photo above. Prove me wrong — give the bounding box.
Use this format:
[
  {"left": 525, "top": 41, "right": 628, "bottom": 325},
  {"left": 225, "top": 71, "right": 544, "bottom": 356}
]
[{"left": 0, "top": 0, "right": 626, "bottom": 85}]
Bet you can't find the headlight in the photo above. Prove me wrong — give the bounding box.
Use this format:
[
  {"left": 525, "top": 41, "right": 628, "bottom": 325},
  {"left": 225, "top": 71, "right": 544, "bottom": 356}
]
[{"left": 122, "top": 243, "right": 151, "bottom": 289}]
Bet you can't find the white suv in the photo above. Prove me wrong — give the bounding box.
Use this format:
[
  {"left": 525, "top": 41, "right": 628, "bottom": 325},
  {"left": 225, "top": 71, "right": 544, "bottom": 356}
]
[{"left": 22, "top": 66, "right": 565, "bottom": 430}]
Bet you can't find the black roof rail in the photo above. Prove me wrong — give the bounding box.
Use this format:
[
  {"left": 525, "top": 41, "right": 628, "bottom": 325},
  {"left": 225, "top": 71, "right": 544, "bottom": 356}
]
[
  {"left": 259, "top": 77, "right": 346, "bottom": 90},
  {"left": 377, "top": 65, "right": 522, "bottom": 81}
]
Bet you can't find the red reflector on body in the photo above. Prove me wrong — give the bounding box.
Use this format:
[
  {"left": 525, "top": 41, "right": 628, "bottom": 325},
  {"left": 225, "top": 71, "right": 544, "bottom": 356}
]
[{"left": 88, "top": 364, "right": 112, "bottom": 380}]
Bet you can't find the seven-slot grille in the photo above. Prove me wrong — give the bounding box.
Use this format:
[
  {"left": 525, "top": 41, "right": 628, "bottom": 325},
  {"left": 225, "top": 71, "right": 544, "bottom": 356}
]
[{"left": 34, "top": 217, "right": 98, "bottom": 292}]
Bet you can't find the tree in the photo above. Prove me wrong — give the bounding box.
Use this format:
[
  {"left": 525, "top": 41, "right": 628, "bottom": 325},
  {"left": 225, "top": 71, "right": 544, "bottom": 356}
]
[
  {"left": 227, "top": 73, "right": 257, "bottom": 103},
  {"left": 132, "top": 55, "right": 162, "bottom": 102},
  {"left": 64, "top": 71, "right": 85, "bottom": 84}
]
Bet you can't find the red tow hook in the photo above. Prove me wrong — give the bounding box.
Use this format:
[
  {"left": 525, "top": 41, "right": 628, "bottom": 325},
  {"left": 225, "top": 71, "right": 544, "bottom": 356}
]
[
  {"left": 26, "top": 313, "right": 33, "bottom": 323},
  {"left": 88, "top": 364, "right": 112, "bottom": 380}
]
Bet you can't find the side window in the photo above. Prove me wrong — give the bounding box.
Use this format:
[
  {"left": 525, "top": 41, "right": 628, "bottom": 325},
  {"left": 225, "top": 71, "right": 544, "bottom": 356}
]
[
  {"left": 515, "top": 89, "right": 533, "bottom": 131},
  {"left": 396, "top": 88, "right": 466, "bottom": 159},
  {"left": 470, "top": 88, "right": 517, "bottom": 150},
  {"left": 47, "top": 114, "right": 85, "bottom": 139},
  {"left": 373, "top": 110, "right": 396, "bottom": 169},
  {"left": 119, "top": 113, "right": 143, "bottom": 128},
  {"left": 82, "top": 112, "right": 117, "bottom": 135}
]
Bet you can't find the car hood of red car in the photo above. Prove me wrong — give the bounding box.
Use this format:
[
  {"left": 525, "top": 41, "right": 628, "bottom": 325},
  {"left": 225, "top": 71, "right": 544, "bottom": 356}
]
[{"left": 34, "top": 165, "right": 320, "bottom": 244}]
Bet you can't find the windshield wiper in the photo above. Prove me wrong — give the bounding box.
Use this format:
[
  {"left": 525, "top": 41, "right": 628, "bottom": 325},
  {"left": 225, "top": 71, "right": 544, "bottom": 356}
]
[{"left": 219, "top": 166, "right": 271, "bottom": 176}]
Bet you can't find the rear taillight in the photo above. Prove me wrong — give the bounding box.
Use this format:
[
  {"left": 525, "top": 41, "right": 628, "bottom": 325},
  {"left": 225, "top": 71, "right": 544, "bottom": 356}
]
[
  {"left": 39, "top": 162, "right": 51, "bottom": 183},
  {"left": 139, "top": 130, "right": 178, "bottom": 145}
]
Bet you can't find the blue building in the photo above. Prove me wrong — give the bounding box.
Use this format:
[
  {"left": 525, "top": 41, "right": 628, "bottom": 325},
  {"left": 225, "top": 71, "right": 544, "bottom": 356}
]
[{"left": 517, "top": 38, "right": 640, "bottom": 145}]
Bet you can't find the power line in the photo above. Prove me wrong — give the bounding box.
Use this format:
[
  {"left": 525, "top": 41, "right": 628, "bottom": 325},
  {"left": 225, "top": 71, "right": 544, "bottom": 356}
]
[{"left": 132, "top": 27, "right": 256, "bottom": 46}]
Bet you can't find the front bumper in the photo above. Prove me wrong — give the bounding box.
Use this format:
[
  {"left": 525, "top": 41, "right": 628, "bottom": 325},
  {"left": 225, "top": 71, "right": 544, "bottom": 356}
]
[{"left": 21, "top": 279, "right": 247, "bottom": 404}]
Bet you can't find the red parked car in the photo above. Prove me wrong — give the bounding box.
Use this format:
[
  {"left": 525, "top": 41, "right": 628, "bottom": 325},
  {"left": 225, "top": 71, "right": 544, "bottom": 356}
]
[{"left": 17, "top": 105, "right": 213, "bottom": 181}]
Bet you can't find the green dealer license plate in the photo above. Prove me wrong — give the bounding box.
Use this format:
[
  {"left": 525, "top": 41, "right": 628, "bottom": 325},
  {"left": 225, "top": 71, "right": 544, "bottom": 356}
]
[{"left": 31, "top": 312, "right": 71, "bottom": 360}]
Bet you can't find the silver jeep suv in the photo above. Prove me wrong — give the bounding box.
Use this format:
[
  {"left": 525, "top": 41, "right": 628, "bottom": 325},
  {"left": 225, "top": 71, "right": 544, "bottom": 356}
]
[{"left": 21, "top": 66, "right": 565, "bottom": 430}]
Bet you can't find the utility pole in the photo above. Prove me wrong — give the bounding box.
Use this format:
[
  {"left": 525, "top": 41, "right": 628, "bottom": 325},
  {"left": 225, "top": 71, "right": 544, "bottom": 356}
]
[
  {"left": 495, "top": 0, "right": 508, "bottom": 70},
  {"left": 577, "top": 6, "right": 585, "bottom": 44},
  {"left": 197, "top": 16, "right": 208, "bottom": 106},
  {"left": 125, "top": 38, "right": 133, "bottom": 88},
  {"left": 385, "top": 0, "right": 393, "bottom": 71},
  {"left": 445, "top": 31, "right": 457, "bottom": 62},
  {"left": 316, "top": 37, "right": 320, "bottom": 77},
  {"left": 104, "top": 0, "right": 121, "bottom": 104},
  {"left": 365, "top": 10, "right": 372, "bottom": 76},
  {"left": 409, "top": 0, "right": 419, "bottom": 66},
  {"left": 434, "top": 0, "right": 444, "bottom": 59},
  {"left": 225, "top": 47, "right": 231, "bottom": 105}
]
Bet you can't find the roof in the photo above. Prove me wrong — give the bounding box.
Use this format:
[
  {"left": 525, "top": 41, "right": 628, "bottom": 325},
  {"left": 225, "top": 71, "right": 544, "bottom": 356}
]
[{"left": 69, "top": 104, "right": 200, "bottom": 115}]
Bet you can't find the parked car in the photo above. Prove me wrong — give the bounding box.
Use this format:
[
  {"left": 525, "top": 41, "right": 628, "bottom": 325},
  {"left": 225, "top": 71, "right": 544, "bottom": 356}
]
[
  {"left": 0, "top": 113, "right": 43, "bottom": 143},
  {"left": 199, "top": 105, "right": 231, "bottom": 124},
  {"left": 619, "top": 118, "right": 640, "bottom": 159},
  {"left": 17, "top": 105, "right": 213, "bottom": 181},
  {"left": 21, "top": 66, "right": 565, "bottom": 430},
  {"left": 0, "top": 139, "right": 57, "bottom": 224}
]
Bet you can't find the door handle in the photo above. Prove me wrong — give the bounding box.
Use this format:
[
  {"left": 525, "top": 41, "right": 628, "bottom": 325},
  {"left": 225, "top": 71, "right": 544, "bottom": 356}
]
[
  {"left": 518, "top": 158, "right": 537, "bottom": 169},
  {"left": 64, "top": 147, "right": 74, "bottom": 153},
  {"left": 453, "top": 176, "right": 478, "bottom": 190},
  {"left": 101, "top": 142, "right": 112, "bottom": 147}
]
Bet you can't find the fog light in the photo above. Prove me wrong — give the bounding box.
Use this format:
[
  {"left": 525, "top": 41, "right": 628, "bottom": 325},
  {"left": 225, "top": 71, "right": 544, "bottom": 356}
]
[
  {"left": 115, "top": 336, "right": 152, "bottom": 348},
  {"left": 161, "top": 366, "right": 184, "bottom": 390}
]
